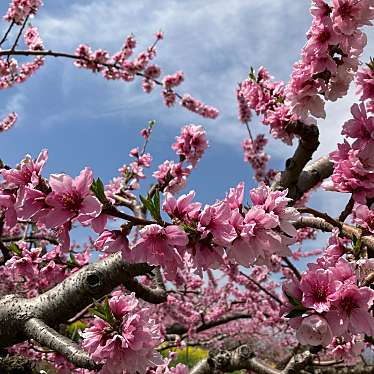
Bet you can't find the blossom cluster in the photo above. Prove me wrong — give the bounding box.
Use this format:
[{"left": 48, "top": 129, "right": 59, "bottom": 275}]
[
  {"left": 0, "top": 111, "right": 17, "bottom": 132},
  {"left": 282, "top": 231, "right": 374, "bottom": 354},
  {"left": 241, "top": 134, "right": 276, "bottom": 183},
  {"left": 0, "top": 150, "right": 103, "bottom": 251},
  {"left": 4, "top": 0, "right": 43, "bottom": 25},
  {"left": 153, "top": 124, "right": 208, "bottom": 193},
  {"left": 237, "top": 67, "right": 296, "bottom": 145},
  {"left": 286, "top": 0, "right": 374, "bottom": 119},
  {"left": 324, "top": 64, "right": 374, "bottom": 204},
  {"left": 81, "top": 292, "right": 163, "bottom": 374},
  {"left": 237, "top": 0, "right": 374, "bottom": 149},
  {"left": 119, "top": 182, "right": 300, "bottom": 279}
]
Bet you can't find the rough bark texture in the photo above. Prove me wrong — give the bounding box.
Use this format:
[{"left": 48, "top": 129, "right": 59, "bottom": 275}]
[
  {"left": 190, "top": 345, "right": 281, "bottom": 374},
  {"left": 0, "top": 252, "right": 167, "bottom": 368},
  {"left": 271, "top": 121, "right": 333, "bottom": 202}
]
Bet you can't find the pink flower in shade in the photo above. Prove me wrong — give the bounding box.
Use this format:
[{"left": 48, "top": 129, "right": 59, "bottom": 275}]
[
  {"left": 280, "top": 278, "right": 303, "bottom": 316},
  {"left": 5, "top": 247, "right": 42, "bottom": 280},
  {"left": 299, "top": 268, "right": 339, "bottom": 313},
  {"left": 198, "top": 202, "right": 236, "bottom": 246},
  {"left": 95, "top": 230, "right": 129, "bottom": 256},
  {"left": 352, "top": 203, "right": 374, "bottom": 234},
  {"left": 189, "top": 242, "right": 224, "bottom": 273},
  {"left": 356, "top": 65, "right": 374, "bottom": 104},
  {"left": 0, "top": 190, "right": 17, "bottom": 228},
  {"left": 163, "top": 191, "right": 201, "bottom": 222},
  {"left": 127, "top": 224, "right": 188, "bottom": 280},
  {"left": 328, "top": 335, "right": 365, "bottom": 361},
  {"left": 0, "top": 112, "right": 17, "bottom": 132},
  {"left": 342, "top": 103, "right": 374, "bottom": 148},
  {"left": 296, "top": 315, "right": 333, "bottom": 346},
  {"left": 332, "top": 0, "right": 374, "bottom": 35},
  {"left": 81, "top": 293, "right": 163, "bottom": 374},
  {"left": 326, "top": 284, "right": 374, "bottom": 337},
  {"left": 171, "top": 124, "right": 208, "bottom": 167},
  {"left": 356, "top": 258, "right": 374, "bottom": 286},
  {"left": 2, "top": 149, "right": 48, "bottom": 187},
  {"left": 305, "top": 17, "right": 340, "bottom": 56},
  {"left": 44, "top": 167, "right": 102, "bottom": 228}
]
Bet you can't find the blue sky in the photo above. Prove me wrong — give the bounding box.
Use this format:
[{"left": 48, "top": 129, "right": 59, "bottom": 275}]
[{"left": 0, "top": 0, "right": 372, "bottom": 226}]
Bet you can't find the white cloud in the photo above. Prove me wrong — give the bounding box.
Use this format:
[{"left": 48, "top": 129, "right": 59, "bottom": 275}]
[{"left": 33, "top": 0, "right": 310, "bottom": 146}]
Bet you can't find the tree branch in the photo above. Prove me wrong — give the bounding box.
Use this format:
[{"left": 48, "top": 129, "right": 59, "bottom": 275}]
[
  {"left": 272, "top": 121, "right": 320, "bottom": 197},
  {"left": 0, "top": 252, "right": 166, "bottom": 349},
  {"left": 295, "top": 216, "right": 374, "bottom": 255},
  {"left": 24, "top": 318, "right": 98, "bottom": 370},
  {"left": 190, "top": 345, "right": 280, "bottom": 374}
]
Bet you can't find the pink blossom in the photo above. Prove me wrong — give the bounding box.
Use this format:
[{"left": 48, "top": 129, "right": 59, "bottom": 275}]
[
  {"left": 332, "top": 0, "right": 374, "bottom": 35},
  {"left": 342, "top": 103, "right": 374, "bottom": 148},
  {"left": 171, "top": 124, "right": 208, "bottom": 167},
  {"left": 4, "top": 0, "right": 43, "bottom": 25},
  {"left": 352, "top": 203, "right": 374, "bottom": 233},
  {"left": 127, "top": 224, "right": 188, "bottom": 279},
  {"left": 198, "top": 201, "right": 236, "bottom": 246},
  {"left": 44, "top": 167, "right": 102, "bottom": 228},
  {"left": 153, "top": 161, "right": 192, "bottom": 193},
  {"left": 300, "top": 268, "right": 338, "bottom": 313},
  {"left": 225, "top": 182, "right": 244, "bottom": 210},
  {"left": 162, "top": 71, "right": 184, "bottom": 90},
  {"left": 356, "top": 258, "right": 374, "bottom": 285},
  {"left": 181, "top": 94, "right": 219, "bottom": 119},
  {"left": 95, "top": 230, "right": 130, "bottom": 256},
  {"left": 296, "top": 315, "right": 333, "bottom": 346},
  {"left": 24, "top": 26, "right": 43, "bottom": 50},
  {"left": 0, "top": 112, "right": 17, "bottom": 132},
  {"left": 0, "top": 190, "right": 17, "bottom": 228},
  {"left": 15, "top": 186, "right": 49, "bottom": 221},
  {"left": 241, "top": 135, "right": 273, "bottom": 182},
  {"left": 2, "top": 149, "right": 48, "bottom": 187},
  {"left": 163, "top": 191, "right": 201, "bottom": 222},
  {"left": 326, "top": 284, "right": 374, "bottom": 336},
  {"left": 81, "top": 293, "right": 163, "bottom": 374}
]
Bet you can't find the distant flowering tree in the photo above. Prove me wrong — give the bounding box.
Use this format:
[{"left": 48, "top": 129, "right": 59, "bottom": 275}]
[{"left": 1, "top": 1, "right": 374, "bottom": 373}]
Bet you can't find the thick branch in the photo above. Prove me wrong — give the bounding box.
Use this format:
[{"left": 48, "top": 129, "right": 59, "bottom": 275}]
[
  {"left": 272, "top": 121, "right": 320, "bottom": 198},
  {"left": 295, "top": 155, "right": 333, "bottom": 200},
  {"left": 190, "top": 345, "right": 280, "bottom": 374},
  {"left": 295, "top": 216, "right": 374, "bottom": 255},
  {"left": 24, "top": 318, "right": 98, "bottom": 370},
  {"left": 0, "top": 252, "right": 166, "bottom": 348}
]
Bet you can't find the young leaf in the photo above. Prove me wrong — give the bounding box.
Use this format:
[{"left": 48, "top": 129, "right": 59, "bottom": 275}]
[
  {"left": 285, "top": 308, "right": 307, "bottom": 319},
  {"left": 8, "top": 243, "right": 22, "bottom": 256}
]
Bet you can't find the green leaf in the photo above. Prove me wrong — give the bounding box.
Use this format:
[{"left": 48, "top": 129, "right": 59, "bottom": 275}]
[
  {"left": 90, "top": 178, "right": 107, "bottom": 203},
  {"left": 89, "top": 298, "right": 114, "bottom": 324},
  {"left": 367, "top": 56, "right": 374, "bottom": 72},
  {"left": 148, "top": 119, "right": 156, "bottom": 128},
  {"left": 66, "top": 320, "right": 87, "bottom": 342},
  {"left": 285, "top": 308, "right": 307, "bottom": 319},
  {"left": 66, "top": 253, "right": 79, "bottom": 269},
  {"left": 248, "top": 66, "right": 256, "bottom": 81},
  {"left": 8, "top": 243, "right": 22, "bottom": 256},
  {"left": 284, "top": 291, "right": 302, "bottom": 307}
]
